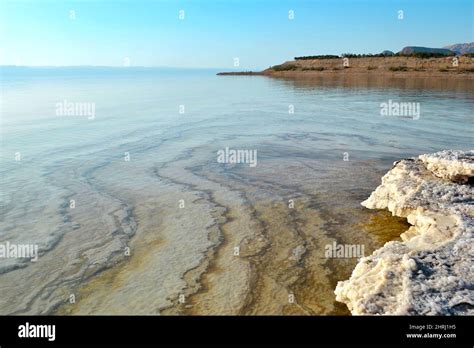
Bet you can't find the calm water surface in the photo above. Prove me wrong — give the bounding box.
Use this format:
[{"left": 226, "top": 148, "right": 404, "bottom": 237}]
[{"left": 0, "top": 67, "right": 472, "bottom": 314}]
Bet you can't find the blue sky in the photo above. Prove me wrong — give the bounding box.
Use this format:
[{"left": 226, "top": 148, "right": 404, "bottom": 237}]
[{"left": 1, "top": 0, "right": 472, "bottom": 69}]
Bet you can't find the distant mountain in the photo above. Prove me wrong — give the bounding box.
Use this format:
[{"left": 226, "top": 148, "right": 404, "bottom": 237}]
[
  {"left": 381, "top": 50, "right": 395, "bottom": 56},
  {"left": 443, "top": 42, "right": 474, "bottom": 55},
  {"left": 399, "top": 46, "right": 454, "bottom": 56}
]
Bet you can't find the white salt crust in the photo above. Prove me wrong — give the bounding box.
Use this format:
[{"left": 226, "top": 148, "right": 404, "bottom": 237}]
[{"left": 335, "top": 150, "right": 474, "bottom": 315}]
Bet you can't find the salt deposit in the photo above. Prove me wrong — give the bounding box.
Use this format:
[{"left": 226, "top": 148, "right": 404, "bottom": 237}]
[{"left": 335, "top": 150, "right": 474, "bottom": 315}]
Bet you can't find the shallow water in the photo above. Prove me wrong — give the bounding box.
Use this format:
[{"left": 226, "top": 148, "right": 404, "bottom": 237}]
[{"left": 0, "top": 67, "right": 472, "bottom": 314}]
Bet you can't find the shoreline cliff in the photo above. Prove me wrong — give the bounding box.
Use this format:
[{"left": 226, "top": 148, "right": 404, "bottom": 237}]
[{"left": 218, "top": 56, "right": 474, "bottom": 79}]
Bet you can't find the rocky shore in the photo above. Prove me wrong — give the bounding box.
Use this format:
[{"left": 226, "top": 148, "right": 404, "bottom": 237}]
[{"left": 335, "top": 150, "right": 474, "bottom": 315}]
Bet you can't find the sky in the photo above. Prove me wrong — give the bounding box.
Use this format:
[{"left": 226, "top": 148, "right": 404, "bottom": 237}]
[{"left": 1, "top": 0, "right": 473, "bottom": 70}]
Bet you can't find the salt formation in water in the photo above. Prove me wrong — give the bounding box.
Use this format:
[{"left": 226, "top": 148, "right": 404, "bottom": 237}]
[{"left": 335, "top": 150, "right": 474, "bottom": 315}]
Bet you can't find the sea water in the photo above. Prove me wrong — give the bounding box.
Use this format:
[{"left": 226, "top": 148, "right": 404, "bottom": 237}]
[{"left": 0, "top": 67, "right": 472, "bottom": 314}]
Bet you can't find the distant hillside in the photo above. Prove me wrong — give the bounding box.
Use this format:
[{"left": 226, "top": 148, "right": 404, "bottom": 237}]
[
  {"left": 253, "top": 56, "right": 474, "bottom": 77},
  {"left": 444, "top": 42, "right": 474, "bottom": 55},
  {"left": 218, "top": 51, "right": 474, "bottom": 78},
  {"left": 399, "top": 46, "right": 454, "bottom": 56}
]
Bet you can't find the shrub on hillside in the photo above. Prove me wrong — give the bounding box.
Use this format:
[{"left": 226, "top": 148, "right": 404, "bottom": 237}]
[
  {"left": 302, "top": 67, "right": 325, "bottom": 71},
  {"left": 295, "top": 55, "right": 339, "bottom": 60},
  {"left": 397, "top": 52, "right": 455, "bottom": 58},
  {"left": 271, "top": 64, "right": 298, "bottom": 71},
  {"left": 389, "top": 66, "right": 408, "bottom": 71},
  {"left": 341, "top": 53, "right": 386, "bottom": 58}
]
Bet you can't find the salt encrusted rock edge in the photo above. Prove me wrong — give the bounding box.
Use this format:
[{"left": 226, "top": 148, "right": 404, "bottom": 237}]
[{"left": 335, "top": 150, "right": 474, "bottom": 315}]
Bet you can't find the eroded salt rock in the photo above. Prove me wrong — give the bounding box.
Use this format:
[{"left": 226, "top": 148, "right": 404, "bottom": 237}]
[
  {"left": 419, "top": 150, "right": 474, "bottom": 183},
  {"left": 335, "top": 150, "right": 474, "bottom": 315}
]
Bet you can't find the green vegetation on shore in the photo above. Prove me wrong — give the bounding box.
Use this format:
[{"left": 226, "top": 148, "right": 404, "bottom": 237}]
[
  {"left": 218, "top": 49, "right": 474, "bottom": 76},
  {"left": 295, "top": 55, "right": 339, "bottom": 60},
  {"left": 271, "top": 64, "right": 298, "bottom": 71},
  {"left": 294, "top": 52, "right": 467, "bottom": 60}
]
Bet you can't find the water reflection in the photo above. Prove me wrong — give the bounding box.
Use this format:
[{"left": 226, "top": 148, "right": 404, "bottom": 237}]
[{"left": 269, "top": 74, "right": 474, "bottom": 94}]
